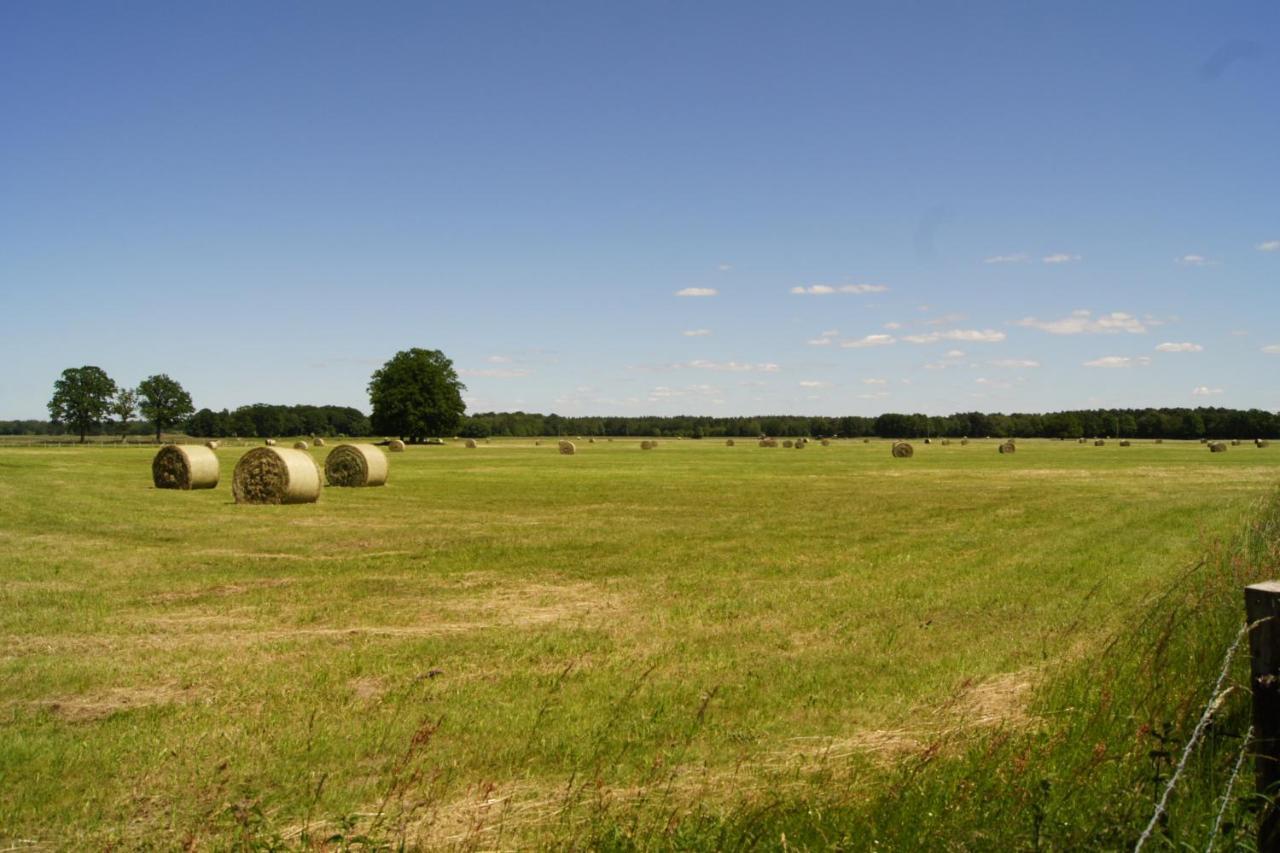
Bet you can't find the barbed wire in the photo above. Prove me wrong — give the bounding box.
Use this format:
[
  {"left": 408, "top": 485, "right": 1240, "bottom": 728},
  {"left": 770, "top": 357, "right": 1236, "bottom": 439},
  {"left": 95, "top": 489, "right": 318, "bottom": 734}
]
[
  {"left": 1203, "top": 724, "right": 1253, "bottom": 853},
  {"left": 1133, "top": 621, "right": 1251, "bottom": 853}
]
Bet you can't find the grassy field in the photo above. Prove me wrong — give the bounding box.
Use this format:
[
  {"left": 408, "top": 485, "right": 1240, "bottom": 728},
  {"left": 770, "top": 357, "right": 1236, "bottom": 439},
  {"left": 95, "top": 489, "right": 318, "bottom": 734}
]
[{"left": 1, "top": 437, "right": 1278, "bottom": 848}]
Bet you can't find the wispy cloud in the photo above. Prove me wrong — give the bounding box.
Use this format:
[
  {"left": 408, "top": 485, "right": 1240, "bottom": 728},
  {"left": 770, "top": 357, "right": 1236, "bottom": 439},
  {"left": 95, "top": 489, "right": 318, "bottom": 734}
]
[
  {"left": 1155, "top": 342, "right": 1203, "bottom": 352},
  {"left": 862, "top": 378, "right": 887, "bottom": 385},
  {"left": 883, "top": 321, "right": 902, "bottom": 330},
  {"left": 686, "top": 359, "right": 779, "bottom": 373},
  {"left": 717, "top": 263, "right": 733, "bottom": 271},
  {"left": 983, "top": 253, "right": 1029, "bottom": 264},
  {"left": 945, "top": 349, "right": 965, "bottom": 358},
  {"left": 1263, "top": 345, "right": 1280, "bottom": 354},
  {"left": 975, "top": 377, "right": 1013, "bottom": 390},
  {"left": 1176, "top": 254, "right": 1212, "bottom": 266},
  {"left": 988, "top": 358, "right": 1040, "bottom": 368},
  {"left": 1083, "top": 356, "right": 1152, "bottom": 368},
  {"left": 798, "top": 380, "right": 829, "bottom": 388},
  {"left": 1015, "top": 310, "right": 1147, "bottom": 335},
  {"left": 790, "top": 283, "right": 888, "bottom": 295},
  {"left": 682, "top": 329, "right": 712, "bottom": 337},
  {"left": 1043, "top": 253, "right": 1081, "bottom": 264},
  {"left": 1257, "top": 240, "right": 1280, "bottom": 252},
  {"left": 1191, "top": 386, "right": 1224, "bottom": 396},
  {"left": 459, "top": 367, "right": 532, "bottom": 378},
  {"left": 807, "top": 337, "right": 833, "bottom": 347},
  {"left": 902, "top": 329, "right": 1006, "bottom": 344},
  {"left": 840, "top": 334, "right": 896, "bottom": 348},
  {"left": 485, "top": 355, "right": 513, "bottom": 364},
  {"left": 675, "top": 287, "right": 717, "bottom": 297}
]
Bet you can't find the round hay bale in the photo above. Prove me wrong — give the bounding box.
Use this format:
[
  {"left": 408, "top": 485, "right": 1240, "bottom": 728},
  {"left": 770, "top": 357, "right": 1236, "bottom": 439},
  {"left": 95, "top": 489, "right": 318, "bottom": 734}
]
[
  {"left": 960, "top": 439, "right": 970, "bottom": 446},
  {"left": 923, "top": 438, "right": 931, "bottom": 445},
  {"left": 821, "top": 439, "right": 831, "bottom": 446},
  {"left": 388, "top": 439, "right": 406, "bottom": 452},
  {"left": 725, "top": 439, "right": 735, "bottom": 446},
  {"left": 264, "top": 438, "right": 277, "bottom": 446},
  {"left": 152, "top": 444, "right": 220, "bottom": 490},
  {"left": 1200, "top": 438, "right": 1208, "bottom": 444},
  {"left": 324, "top": 443, "right": 388, "bottom": 487},
  {"left": 794, "top": 441, "right": 805, "bottom": 450},
  {"left": 1257, "top": 440, "right": 1271, "bottom": 449},
  {"left": 891, "top": 442, "right": 914, "bottom": 459},
  {"left": 465, "top": 439, "right": 477, "bottom": 449},
  {"left": 294, "top": 441, "right": 309, "bottom": 450},
  {"left": 589, "top": 438, "right": 596, "bottom": 444},
  {"left": 641, "top": 440, "right": 654, "bottom": 450},
  {"left": 1119, "top": 440, "right": 1131, "bottom": 447},
  {"left": 1154, "top": 439, "right": 1163, "bottom": 444},
  {"left": 863, "top": 438, "right": 871, "bottom": 444},
  {"left": 782, "top": 440, "right": 794, "bottom": 448},
  {"left": 314, "top": 437, "right": 326, "bottom": 447},
  {"left": 558, "top": 440, "right": 576, "bottom": 455},
  {"left": 1232, "top": 439, "right": 1241, "bottom": 446},
  {"left": 205, "top": 440, "right": 220, "bottom": 450},
  {"left": 998, "top": 441, "right": 1016, "bottom": 454},
  {"left": 1209, "top": 441, "right": 1228, "bottom": 453},
  {"left": 1077, "top": 438, "right": 1086, "bottom": 444},
  {"left": 232, "top": 447, "right": 321, "bottom": 504},
  {"left": 1094, "top": 440, "right": 1106, "bottom": 447},
  {"left": 535, "top": 440, "right": 542, "bottom": 446}
]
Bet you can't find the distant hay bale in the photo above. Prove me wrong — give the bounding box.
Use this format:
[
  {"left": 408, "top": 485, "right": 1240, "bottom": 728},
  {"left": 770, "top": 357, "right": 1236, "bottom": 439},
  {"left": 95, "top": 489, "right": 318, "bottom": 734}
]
[
  {"left": 324, "top": 443, "right": 388, "bottom": 487},
  {"left": 152, "top": 444, "right": 219, "bottom": 490},
  {"left": 1257, "top": 440, "right": 1271, "bottom": 449},
  {"left": 559, "top": 440, "right": 576, "bottom": 455},
  {"left": 1154, "top": 439, "right": 1163, "bottom": 444},
  {"left": 1232, "top": 439, "right": 1241, "bottom": 446},
  {"left": 863, "top": 438, "right": 871, "bottom": 444},
  {"left": 535, "top": 440, "right": 542, "bottom": 446},
  {"left": 726, "top": 439, "right": 735, "bottom": 446},
  {"left": 923, "top": 438, "right": 931, "bottom": 444},
  {"left": 940, "top": 439, "right": 951, "bottom": 446},
  {"left": 264, "top": 439, "right": 277, "bottom": 446},
  {"left": 1209, "top": 442, "right": 1228, "bottom": 453},
  {"left": 388, "top": 439, "right": 406, "bottom": 452},
  {"left": 1200, "top": 438, "right": 1208, "bottom": 444},
  {"left": 641, "top": 440, "right": 655, "bottom": 450},
  {"left": 294, "top": 441, "right": 309, "bottom": 450},
  {"left": 998, "top": 441, "right": 1016, "bottom": 454},
  {"left": 1119, "top": 440, "right": 1131, "bottom": 447},
  {"left": 821, "top": 439, "right": 830, "bottom": 446},
  {"left": 589, "top": 438, "right": 596, "bottom": 444},
  {"left": 782, "top": 440, "right": 794, "bottom": 448},
  {"left": 465, "top": 439, "right": 477, "bottom": 449},
  {"left": 232, "top": 447, "right": 321, "bottom": 504},
  {"left": 1077, "top": 438, "right": 1086, "bottom": 444},
  {"left": 891, "top": 442, "right": 914, "bottom": 458},
  {"left": 204, "top": 440, "right": 220, "bottom": 450},
  {"left": 960, "top": 439, "right": 969, "bottom": 446},
  {"left": 794, "top": 441, "right": 805, "bottom": 450},
  {"left": 314, "top": 437, "right": 325, "bottom": 447}
]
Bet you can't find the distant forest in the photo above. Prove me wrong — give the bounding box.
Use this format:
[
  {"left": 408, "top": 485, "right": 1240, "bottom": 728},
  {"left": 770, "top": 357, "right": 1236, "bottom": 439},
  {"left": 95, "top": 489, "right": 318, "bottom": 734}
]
[{"left": 5, "top": 405, "right": 1279, "bottom": 440}]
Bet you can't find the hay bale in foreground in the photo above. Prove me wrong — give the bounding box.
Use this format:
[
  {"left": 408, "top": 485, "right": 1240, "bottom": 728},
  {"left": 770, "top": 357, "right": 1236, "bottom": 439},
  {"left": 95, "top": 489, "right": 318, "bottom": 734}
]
[
  {"left": 324, "top": 443, "right": 388, "bottom": 487},
  {"left": 559, "top": 440, "right": 576, "bottom": 455},
  {"left": 891, "top": 442, "right": 914, "bottom": 458},
  {"left": 294, "top": 441, "right": 309, "bottom": 450},
  {"left": 314, "top": 437, "right": 325, "bottom": 447},
  {"left": 232, "top": 447, "right": 321, "bottom": 504},
  {"left": 465, "top": 439, "right": 477, "bottom": 449},
  {"left": 388, "top": 439, "right": 406, "bottom": 452},
  {"left": 1209, "top": 442, "right": 1228, "bottom": 453},
  {"left": 152, "top": 444, "right": 220, "bottom": 490},
  {"left": 998, "top": 441, "right": 1016, "bottom": 454},
  {"left": 1094, "top": 440, "right": 1106, "bottom": 447}
]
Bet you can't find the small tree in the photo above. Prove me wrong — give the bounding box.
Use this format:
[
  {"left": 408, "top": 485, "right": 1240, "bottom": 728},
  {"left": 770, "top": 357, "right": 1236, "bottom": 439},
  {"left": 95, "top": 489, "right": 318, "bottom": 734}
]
[
  {"left": 368, "top": 349, "right": 466, "bottom": 442},
  {"left": 111, "top": 388, "right": 138, "bottom": 441},
  {"left": 48, "top": 366, "right": 117, "bottom": 443},
  {"left": 138, "top": 374, "right": 194, "bottom": 442}
]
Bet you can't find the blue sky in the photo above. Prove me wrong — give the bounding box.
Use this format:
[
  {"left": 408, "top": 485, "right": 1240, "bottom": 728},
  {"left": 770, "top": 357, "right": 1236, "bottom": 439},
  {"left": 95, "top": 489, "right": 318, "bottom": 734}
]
[{"left": 2, "top": 2, "right": 1277, "bottom": 418}]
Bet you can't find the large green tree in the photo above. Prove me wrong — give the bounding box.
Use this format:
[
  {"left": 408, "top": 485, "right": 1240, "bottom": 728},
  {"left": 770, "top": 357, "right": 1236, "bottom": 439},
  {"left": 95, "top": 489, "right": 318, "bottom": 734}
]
[
  {"left": 368, "top": 348, "right": 466, "bottom": 442},
  {"left": 48, "top": 366, "right": 117, "bottom": 442},
  {"left": 110, "top": 388, "right": 138, "bottom": 440},
  {"left": 137, "top": 374, "right": 194, "bottom": 442}
]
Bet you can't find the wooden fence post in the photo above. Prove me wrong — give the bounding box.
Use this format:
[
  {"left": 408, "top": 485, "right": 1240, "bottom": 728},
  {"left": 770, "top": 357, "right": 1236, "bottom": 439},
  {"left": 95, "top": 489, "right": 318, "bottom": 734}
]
[{"left": 1246, "top": 581, "right": 1280, "bottom": 853}]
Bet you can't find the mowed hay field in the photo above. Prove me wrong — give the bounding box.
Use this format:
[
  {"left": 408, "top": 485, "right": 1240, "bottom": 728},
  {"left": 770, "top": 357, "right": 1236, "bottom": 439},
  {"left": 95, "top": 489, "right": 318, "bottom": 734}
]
[{"left": 1, "top": 439, "right": 1278, "bottom": 847}]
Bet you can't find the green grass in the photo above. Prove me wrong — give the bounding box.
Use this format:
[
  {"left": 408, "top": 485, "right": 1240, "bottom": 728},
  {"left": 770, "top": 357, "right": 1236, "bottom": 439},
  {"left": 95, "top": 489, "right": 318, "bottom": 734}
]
[{"left": 1, "top": 438, "right": 1277, "bottom": 848}]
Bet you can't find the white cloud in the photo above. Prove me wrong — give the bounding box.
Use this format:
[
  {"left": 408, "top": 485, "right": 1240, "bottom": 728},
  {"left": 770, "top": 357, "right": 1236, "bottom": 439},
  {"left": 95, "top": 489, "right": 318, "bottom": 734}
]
[
  {"left": 840, "top": 334, "right": 896, "bottom": 348},
  {"left": 485, "top": 355, "right": 513, "bottom": 364},
  {"left": 1257, "top": 240, "right": 1280, "bottom": 252},
  {"left": 686, "top": 359, "right": 779, "bottom": 373},
  {"left": 857, "top": 391, "right": 890, "bottom": 399},
  {"left": 902, "top": 329, "right": 1006, "bottom": 344},
  {"left": 984, "top": 253, "right": 1029, "bottom": 264},
  {"left": 682, "top": 329, "right": 712, "bottom": 337},
  {"left": 862, "top": 378, "right": 888, "bottom": 385},
  {"left": 1176, "top": 254, "right": 1211, "bottom": 266},
  {"left": 1230, "top": 330, "right": 1250, "bottom": 337},
  {"left": 988, "top": 358, "right": 1040, "bottom": 368},
  {"left": 675, "top": 287, "right": 717, "bottom": 297},
  {"left": 807, "top": 337, "right": 833, "bottom": 346},
  {"left": 1015, "top": 310, "right": 1147, "bottom": 335},
  {"left": 1191, "top": 386, "right": 1224, "bottom": 396},
  {"left": 820, "top": 329, "right": 839, "bottom": 337},
  {"left": 790, "top": 283, "right": 888, "bottom": 295},
  {"left": 976, "top": 377, "right": 1012, "bottom": 390},
  {"left": 1043, "top": 253, "right": 1081, "bottom": 264},
  {"left": 1155, "top": 342, "right": 1203, "bottom": 352},
  {"left": 459, "top": 367, "right": 532, "bottom": 378},
  {"left": 1083, "top": 356, "right": 1152, "bottom": 368},
  {"left": 798, "top": 380, "right": 829, "bottom": 388},
  {"left": 883, "top": 322, "right": 902, "bottom": 330},
  {"left": 1263, "top": 345, "right": 1280, "bottom": 354},
  {"left": 648, "top": 384, "right": 722, "bottom": 401},
  {"left": 944, "top": 349, "right": 966, "bottom": 359},
  {"left": 717, "top": 263, "right": 733, "bottom": 271}
]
